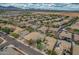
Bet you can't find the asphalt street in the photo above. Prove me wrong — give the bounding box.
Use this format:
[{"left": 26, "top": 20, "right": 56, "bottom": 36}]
[{"left": 0, "top": 32, "right": 44, "bottom": 55}]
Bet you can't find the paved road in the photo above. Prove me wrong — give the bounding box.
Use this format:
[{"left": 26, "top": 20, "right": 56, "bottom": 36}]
[
  {"left": 0, "top": 32, "right": 44, "bottom": 55},
  {"left": 53, "top": 17, "right": 74, "bottom": 50},
  {"left": 0, "top": 42, "right": 10, "bottom": 49},
  {"left": 53, "top": 17, "right": 77, "bottom": 54}
]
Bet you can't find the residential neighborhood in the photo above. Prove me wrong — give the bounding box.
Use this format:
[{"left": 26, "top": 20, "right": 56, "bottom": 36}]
[{"left": 0, "top": 3, "right": 79, "bottom": 55}]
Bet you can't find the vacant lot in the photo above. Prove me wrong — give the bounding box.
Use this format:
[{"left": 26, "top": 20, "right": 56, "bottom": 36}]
[{"left": 33, "top": 11, "right": 79, "bottom": 17}]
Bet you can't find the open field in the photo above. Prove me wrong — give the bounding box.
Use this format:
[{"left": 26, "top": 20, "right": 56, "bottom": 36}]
[
  {"left": 33, "top": 11, "right": 79, "bottom": 17},
  {"left": 1, "top": 10, "right": 79, "bottom": 17}
]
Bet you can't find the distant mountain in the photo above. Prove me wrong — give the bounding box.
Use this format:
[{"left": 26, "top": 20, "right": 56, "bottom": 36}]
[{"left": 0, "top": 6, "right": 22, "bottom": 10}]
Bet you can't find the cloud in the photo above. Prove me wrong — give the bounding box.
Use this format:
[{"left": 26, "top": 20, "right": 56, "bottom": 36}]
[{"left": 0, "top": 3, "right": 79, "bottom": 11}]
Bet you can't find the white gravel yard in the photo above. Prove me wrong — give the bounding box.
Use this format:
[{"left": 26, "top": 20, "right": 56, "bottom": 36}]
[{"left": 0, "top": 37, "right": 6, "bottom": 45}]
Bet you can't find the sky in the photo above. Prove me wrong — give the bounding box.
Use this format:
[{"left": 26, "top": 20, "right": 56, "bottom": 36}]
[{"left": 0, "top": 3, "right": 79, "bottom": 11}]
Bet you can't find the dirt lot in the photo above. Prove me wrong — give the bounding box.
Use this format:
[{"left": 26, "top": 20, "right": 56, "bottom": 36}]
[
  {"left": 55, "top": 12, "right": 79, "bottom": 17},
  {"left": 1, "top": 11, "right": 79, "bottom": 17},
  {"left": 33, "top": 11, "right": 79, "bottom": 17}
]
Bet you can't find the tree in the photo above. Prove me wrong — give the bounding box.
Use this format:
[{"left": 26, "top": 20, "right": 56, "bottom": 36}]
[
  {"left": 46, "top": 49, "right": 57, "bottom": 55},
  {"left": 36, "top": 39, "right": 43, "bottom": 50},
  {"left": 64, "top": 16, "right": 69, "bottom": 19},
  {"left": 26, "top": 26, "right": 34, "bottom": 32},
  {"left": 10, "top": 32, "right": 19, "bottom": 38},
  {"left": 1, "top": 27, "right": 13, "bottom": 34}
]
